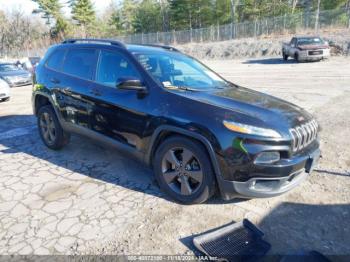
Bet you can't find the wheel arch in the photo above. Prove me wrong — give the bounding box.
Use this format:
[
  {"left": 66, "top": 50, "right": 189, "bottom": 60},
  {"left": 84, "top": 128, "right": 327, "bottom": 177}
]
[
  {"left": 33, "top": 93, "right": 51, "bottom": 115},
  {"left": 146, "top": 125, "right": 224, "bottom": 191}
]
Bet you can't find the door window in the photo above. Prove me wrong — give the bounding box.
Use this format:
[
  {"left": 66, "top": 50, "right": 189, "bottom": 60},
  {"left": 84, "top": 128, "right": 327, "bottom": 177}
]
[
  {"left": 46, "top": 48, "right": 66, "bottom": 71},
  {"left": 96, "top": 50, "right": 141, "bottom": 87},
  {"left": 62, "top": 48, "right": 97, "bottom": 80}
]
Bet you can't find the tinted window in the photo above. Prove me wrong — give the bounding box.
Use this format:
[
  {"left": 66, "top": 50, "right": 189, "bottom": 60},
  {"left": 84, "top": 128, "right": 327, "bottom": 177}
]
[
  {"left": 96, "top": 50, "right": 140, "bottom": 87},
  {"left": 63, "top": 48, "right": 97, "bottom": 80},
  {"left": 46, "top": 49, "right": 66, "bottom": 70}
]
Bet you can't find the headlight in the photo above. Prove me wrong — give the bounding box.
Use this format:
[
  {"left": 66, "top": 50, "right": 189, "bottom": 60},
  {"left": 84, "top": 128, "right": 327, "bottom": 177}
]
[{"left": 223, "top": 120, "right": 281, "bottom": 138}]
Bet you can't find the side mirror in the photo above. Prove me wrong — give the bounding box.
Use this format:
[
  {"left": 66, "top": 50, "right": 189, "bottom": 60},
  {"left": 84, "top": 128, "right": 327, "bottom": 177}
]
[{"left": 116, "top": 78, "right": 147, "bottom": 93}]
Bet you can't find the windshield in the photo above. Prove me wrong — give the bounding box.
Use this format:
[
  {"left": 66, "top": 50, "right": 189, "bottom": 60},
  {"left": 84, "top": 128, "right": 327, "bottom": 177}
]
[
  {"left": 0, "top": 64, "right": 19, "bottom": 72},
  {"left": 132, "top": 51, "right": 230, "bottom": 90},
  {"left": 297, "top": 37, "right": 324, "bottom": 46}
]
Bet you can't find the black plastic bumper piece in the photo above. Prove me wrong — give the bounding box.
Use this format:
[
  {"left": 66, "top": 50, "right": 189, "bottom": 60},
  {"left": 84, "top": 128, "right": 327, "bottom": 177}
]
[{"left": 193, "top": 219, "right": 271, "bottom": 262}]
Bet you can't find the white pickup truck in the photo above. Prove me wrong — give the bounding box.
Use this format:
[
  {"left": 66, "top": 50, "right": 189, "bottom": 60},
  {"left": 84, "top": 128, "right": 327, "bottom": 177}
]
[{"left": 282, "top": 36, "right": 330, "bottom": 62}]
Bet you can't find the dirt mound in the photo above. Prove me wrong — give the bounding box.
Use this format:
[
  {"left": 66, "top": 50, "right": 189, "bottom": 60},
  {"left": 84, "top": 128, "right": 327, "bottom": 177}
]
[{"left": 176, "top": 29, "right": 350, "bottom": 59}]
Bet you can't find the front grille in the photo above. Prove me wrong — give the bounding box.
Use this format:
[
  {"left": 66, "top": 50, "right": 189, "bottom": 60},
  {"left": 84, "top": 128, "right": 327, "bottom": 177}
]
[
  {"left": 289, "top": 119, "right": 318, "bottom": 152},
  {"left": 308, "top": 50, "right": 323, "bottom": 55}
]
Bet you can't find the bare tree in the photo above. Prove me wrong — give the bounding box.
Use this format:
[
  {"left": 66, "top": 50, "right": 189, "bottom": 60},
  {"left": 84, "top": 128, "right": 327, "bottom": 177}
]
[
  {"left": 315, "top": 0, "right": 321, "bottom": 32},
  {"left": 0, "top": 10, "right": 49, "bottom": 58}
]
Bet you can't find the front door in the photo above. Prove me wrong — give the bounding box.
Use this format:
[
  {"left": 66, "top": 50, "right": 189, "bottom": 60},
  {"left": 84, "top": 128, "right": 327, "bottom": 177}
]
[{"left": 89, "top": 49, "right": 151, "bottom": 150}]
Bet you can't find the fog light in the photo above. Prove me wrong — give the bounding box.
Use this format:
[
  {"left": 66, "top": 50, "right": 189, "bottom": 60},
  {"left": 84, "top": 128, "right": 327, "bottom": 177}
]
[{"left": 254, "top": 152, "right": 280, "bottom": 164}]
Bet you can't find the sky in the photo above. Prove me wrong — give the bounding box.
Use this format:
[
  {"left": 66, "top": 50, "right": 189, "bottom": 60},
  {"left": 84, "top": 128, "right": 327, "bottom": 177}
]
[{"left": 0, "top": 0, "right": 115, "bottom": 16}]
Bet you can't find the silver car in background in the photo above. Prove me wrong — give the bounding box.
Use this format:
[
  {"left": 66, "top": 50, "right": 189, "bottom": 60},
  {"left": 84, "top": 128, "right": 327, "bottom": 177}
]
[
  {"left": 0, "top": 63, "right": 32, "bottom": 87},
  {"left": 0, "top": 78, "right": 10, "bottom": 102}
]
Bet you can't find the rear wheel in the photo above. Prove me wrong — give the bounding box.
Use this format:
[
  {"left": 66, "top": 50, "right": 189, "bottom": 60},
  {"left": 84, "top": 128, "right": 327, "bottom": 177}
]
[
  {"left": 37, "top": 105, "right": 70, "bottom": 150},
  {"left": 153, "top": 136, "right": 216, "bottom": 204},
  {"left": 282, "top": 51, "right": 288, "bottom": 61}
]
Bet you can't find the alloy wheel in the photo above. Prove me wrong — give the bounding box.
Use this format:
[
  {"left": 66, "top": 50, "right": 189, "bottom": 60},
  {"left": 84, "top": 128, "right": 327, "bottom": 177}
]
[
  {"left": 40, "top": 112, "right": 56, "bottom": 145},
  {"left": 161, "top": 147, "right": 203, "bottom": 196}
]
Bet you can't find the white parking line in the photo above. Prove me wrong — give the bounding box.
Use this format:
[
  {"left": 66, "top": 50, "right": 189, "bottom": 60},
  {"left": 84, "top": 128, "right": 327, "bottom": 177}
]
[{"left": 0, "top": 125, "right": 36, "bottom": 140}]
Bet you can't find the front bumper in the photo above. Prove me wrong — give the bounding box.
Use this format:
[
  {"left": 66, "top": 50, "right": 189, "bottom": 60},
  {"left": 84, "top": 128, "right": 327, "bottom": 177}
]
[
  {"left": 217, "top": 146, "right": 320, "bottom": 200},
  {"left": 2, "top": 77, "right": 32, "bottom": 87},
  {"left": 8, "top": 80, "right": 32, "bottom": 87},
  {"left": 299, "top": 49, "right": 330, "bottom": 61},
  {"left": 0, "top": 91, "right": 10, "bottom": 100}
]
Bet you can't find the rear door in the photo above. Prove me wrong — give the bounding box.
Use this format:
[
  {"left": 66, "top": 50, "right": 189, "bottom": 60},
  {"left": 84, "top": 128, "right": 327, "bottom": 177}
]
[{"left": 57, "top": 48, "right": 98, "bottom": 129}]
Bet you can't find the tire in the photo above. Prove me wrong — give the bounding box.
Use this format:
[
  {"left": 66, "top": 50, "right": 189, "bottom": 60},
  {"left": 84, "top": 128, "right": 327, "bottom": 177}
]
[
  {"left": 295, "top": 53, "right": 300, "bottom": 62},
  {"left": 282, "top": 52, "right": 288, "bottom": 61},
  {"left": 153, "top": 136, "right": 216, "bottom": 204},
  {"left": 37, "top": 105, "right": 70, "bottom": 150},
  {"left": 1, "top": 97, "right": 10, "bottom": 102}
]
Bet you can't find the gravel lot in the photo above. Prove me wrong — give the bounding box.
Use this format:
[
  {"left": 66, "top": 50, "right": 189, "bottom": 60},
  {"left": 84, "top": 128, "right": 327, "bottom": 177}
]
[{"left": 0, "top": 57, "right": 349, "bottom": 257}]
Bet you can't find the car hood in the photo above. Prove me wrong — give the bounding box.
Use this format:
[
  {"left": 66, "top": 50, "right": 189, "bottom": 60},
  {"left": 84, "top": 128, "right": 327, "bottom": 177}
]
[
  {"left": 0, "top": 70, "right": 31, "bottom": 77},
  {"left": 184, "top": 86, "right": 313, "bottom": 130},
  {"left": 298, "top": 44, "right": 329, "bottom": 50}
]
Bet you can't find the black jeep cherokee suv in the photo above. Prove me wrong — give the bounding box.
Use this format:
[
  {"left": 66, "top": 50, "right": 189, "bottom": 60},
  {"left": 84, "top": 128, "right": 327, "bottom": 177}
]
[{"left": 32, "top": 39, "right": 321, "bottom": 204}]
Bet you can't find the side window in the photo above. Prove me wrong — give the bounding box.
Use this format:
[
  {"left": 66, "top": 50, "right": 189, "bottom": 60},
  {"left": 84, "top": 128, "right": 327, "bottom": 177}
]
[
  {"left": 96, "top": 50, "right": 141, "bottom": 87},
  {"left": 62, "top": 48, "right": 97, "bottom": 80},
  {"left": 46, "top": 49, "right": 66, "bottom": 71}
]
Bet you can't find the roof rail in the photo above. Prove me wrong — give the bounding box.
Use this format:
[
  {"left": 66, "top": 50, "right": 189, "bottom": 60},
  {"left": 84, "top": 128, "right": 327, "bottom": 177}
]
[
  {"left": 141, "top": 44, "right": 180, "bottom": 52},
  {"left": 62, "top": 38, "right": 125, "bottom": 48}
]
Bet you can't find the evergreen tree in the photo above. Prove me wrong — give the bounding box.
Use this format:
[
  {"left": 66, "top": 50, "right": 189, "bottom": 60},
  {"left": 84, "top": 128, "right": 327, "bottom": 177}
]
[
  {"left": 133, "top": 0, "right": 162, "bottom": 33},
  {"left": 120, "top": 0, "right": 139, "bottom": 33},
  {"left": 32, "top": 0, "right": 68, "bottom": 39},
  {"left": 70, "top": 0, "right": 96, "bottom": 36}
]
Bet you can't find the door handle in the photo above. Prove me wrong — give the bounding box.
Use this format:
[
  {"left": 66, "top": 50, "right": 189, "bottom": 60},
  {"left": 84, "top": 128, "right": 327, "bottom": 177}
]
[{"left": 50, "top": 78, "right": 60, "bottom": 84}]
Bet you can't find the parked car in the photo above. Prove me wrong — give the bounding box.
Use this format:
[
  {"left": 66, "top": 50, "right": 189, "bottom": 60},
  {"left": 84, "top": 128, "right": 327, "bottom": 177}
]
[
  {"left": 0, "top": 78, "right": 10, "bottom": 102},
  {"left": 0, "top": 63, "right": 32, "bottom": 87},
  {"left": 32, "top": 39, "right": 320, "bottom": 204},
  {"left": 282, "top": 36, "right": 330, "bottom": 62}
]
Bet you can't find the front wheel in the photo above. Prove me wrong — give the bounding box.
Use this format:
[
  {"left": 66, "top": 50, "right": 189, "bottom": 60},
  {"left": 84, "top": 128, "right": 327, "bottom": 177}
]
[
  {"left": 153, "top": 136, "right": 216, "bottom": 204},
  {"left": 295, "top": 53, "right": 300, "bottom": 62},
  {"left": 282, "top": 51, "right": 288, "bottom": 61},
  {"left": 37, "top": 105, "right": 70, "bottom": 150}
]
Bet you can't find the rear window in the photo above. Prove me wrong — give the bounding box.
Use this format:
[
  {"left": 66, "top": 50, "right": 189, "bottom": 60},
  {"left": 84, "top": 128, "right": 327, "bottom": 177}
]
[
  {"left": 62, "top": 48, "right": 97, "bottom": 80},
  {"left": 46, "top": 49, "right": 66, "bottom": 71}
]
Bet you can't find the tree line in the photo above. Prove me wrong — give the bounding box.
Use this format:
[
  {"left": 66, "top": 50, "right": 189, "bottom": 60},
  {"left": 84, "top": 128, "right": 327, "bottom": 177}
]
[
  {"left": 0, "top": 0, "right": 349, "bottom": 57},
  {"left": 32, "top": 0, "right": 350, "bottom": 38}
]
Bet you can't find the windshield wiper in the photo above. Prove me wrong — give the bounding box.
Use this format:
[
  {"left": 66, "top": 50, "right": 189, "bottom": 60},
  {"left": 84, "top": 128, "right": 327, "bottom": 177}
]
[{"left": 164, "top": 85, "right": 197, "bottom": 91}]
